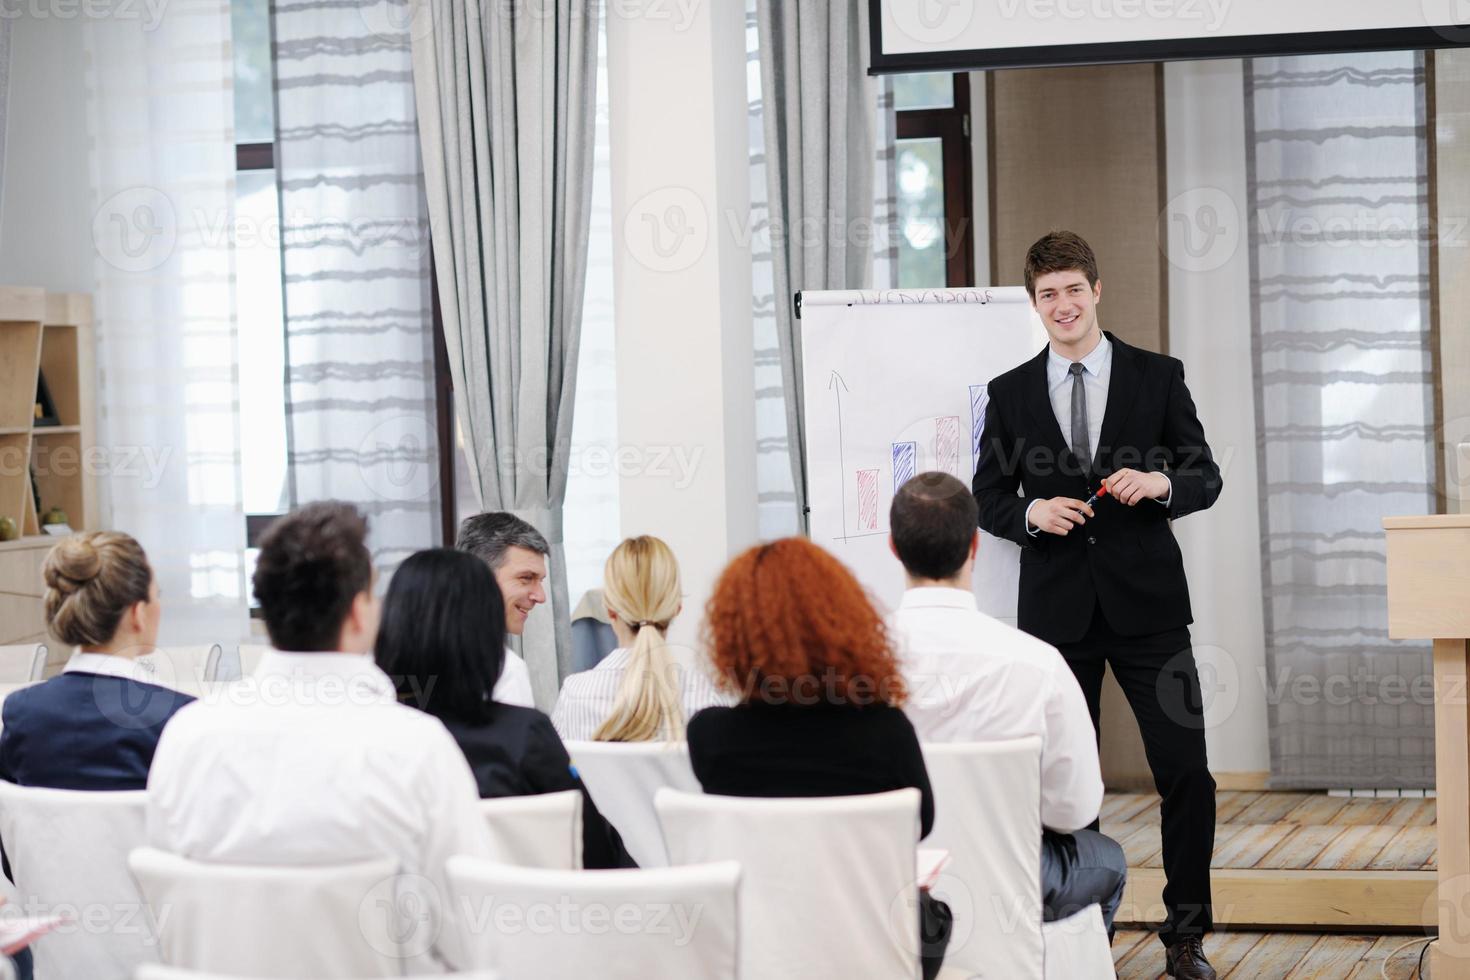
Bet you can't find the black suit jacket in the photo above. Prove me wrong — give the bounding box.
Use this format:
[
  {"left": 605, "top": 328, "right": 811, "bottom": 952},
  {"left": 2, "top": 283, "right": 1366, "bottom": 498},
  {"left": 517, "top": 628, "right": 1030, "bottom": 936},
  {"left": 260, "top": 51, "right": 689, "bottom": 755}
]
[
  {"left": 972, "top": 332, "right": 1222, "bottom": 645},
  {"left": 439, "top": 703, "right": 635, "bottom": 869},
  {"left": 0, "top": 673, "right": 194, "bottom": 790}
]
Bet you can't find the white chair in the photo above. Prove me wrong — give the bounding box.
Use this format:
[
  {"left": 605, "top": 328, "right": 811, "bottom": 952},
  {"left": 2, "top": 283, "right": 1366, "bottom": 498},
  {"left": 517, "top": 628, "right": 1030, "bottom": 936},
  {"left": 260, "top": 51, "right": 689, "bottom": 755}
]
[
  {"left": 563, "top": 739, "right": 700, "bottom": 867},
  {"left": 129, "top": 847, "right": 407, "bottom": 978},
  {"left": 136, "top": 969, "right": 497, "bottom": 980},
  {"left": 0, "top": 783, "right": 156, "bottom": 978},
  {"left": 657, "top": 787, "right": 923, "bottom": 980},
  {"left": 128, "top": 644, "right": 224, "bottom": 691},
  {"left": 0, "top": 644, "right": 46, "bottom": 683},
  {"left": 446, "top": 856, "right": 740, "bottom": 979},
  {"left": 921, "top": 739, "right": 1115, "bottom": 979},
  {"left": 479, "top": 790, "right": 582, "bottom": 868},
  {"left": 237, "top": 643, "right": 270, "bottom": 678}
]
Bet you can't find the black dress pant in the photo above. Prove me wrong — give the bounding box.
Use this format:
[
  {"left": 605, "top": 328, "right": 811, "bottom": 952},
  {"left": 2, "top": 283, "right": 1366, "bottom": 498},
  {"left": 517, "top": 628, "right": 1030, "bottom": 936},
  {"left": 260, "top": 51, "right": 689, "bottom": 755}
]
[
  {"left": 1057, "top": 602, "right": 1215, "bottom": 947},
  {"left": 1041, "top": 828, "right": 1128, "bottom": 937}
]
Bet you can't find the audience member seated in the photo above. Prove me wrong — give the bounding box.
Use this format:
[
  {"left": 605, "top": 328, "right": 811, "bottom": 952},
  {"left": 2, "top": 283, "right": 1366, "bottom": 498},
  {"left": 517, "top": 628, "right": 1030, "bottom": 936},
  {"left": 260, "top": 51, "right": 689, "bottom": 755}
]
[
  {"left": 376, "top": 548, "right": 633, "bottom": 869},
  {"left": 0, "top": 532, "right": 192, "bottom": 790},
  {"left": 146, "top": 503, "right": 492, "bottom": 972},
  {"left": 686, "top": 537, "right": 952, "bottom": 980},
  {"left": 886, "top": 471, "right": 1127, "bottom": 934},
  {"left": 456, "top": 513, "right": 553, "bottom": 707},
  {"left": 552, "top": 536, "right": 724, "bottom": 741}
]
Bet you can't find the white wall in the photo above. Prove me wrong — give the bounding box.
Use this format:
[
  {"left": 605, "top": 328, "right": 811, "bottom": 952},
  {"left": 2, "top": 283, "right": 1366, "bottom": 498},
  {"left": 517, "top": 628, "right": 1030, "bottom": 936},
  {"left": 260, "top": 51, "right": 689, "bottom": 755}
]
[
  {"left": 1163, "top": 59, "right": 1271, "bottom": 776},
  {"left": 0, "top": 17, "right": 94, "bottom": 293},
  {"left": 605, "top": 1, "right": 759, "bottom": 653}
]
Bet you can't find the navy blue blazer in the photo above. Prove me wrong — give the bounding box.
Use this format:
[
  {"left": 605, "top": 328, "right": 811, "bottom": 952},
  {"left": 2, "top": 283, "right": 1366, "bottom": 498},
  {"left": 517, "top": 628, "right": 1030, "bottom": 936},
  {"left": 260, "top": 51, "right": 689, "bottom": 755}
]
[{"left": 0, "top": 672, "right": 195, "bottom": 790}]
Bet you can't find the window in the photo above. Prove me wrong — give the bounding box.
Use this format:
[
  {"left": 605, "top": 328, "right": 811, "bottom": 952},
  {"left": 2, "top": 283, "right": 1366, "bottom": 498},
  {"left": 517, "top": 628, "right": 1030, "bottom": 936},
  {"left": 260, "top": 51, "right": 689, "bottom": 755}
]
[
  {"left": 894, "top": 73, "right": 974, "bottom": 288},
  {"left": 230, "top": 0, "right": 286, "bottom": 607}
]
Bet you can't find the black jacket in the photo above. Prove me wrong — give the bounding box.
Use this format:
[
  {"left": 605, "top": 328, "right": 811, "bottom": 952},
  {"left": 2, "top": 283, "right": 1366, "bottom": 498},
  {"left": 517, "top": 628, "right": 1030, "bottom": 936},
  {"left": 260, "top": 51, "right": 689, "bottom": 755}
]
[
  {"left": 440, "top": 704, "right": 634, "bottom": 869},
  {"left": 973, "top": 333, "right": 1222, "bottom": 645}
]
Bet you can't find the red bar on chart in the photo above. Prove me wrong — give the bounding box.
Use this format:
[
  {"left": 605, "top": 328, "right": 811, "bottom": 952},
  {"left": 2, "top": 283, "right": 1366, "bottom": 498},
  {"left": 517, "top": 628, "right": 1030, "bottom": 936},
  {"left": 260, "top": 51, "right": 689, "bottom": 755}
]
[{"left": 857, "top": 468, "right": 880, "bottom": 531}]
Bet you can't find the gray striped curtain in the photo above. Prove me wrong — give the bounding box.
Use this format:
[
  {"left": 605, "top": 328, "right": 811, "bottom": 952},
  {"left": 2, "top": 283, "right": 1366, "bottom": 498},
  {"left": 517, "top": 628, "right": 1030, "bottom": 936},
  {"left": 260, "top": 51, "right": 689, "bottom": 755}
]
[
  {"left": 1246, "top": 52, "right": 1437, "bottom": 788},
  {"left": 272, "top": 0, "right": 439, "bottom": 574},
  {"left": 746, "top": 0, "right": 896, "bottom": 539}
]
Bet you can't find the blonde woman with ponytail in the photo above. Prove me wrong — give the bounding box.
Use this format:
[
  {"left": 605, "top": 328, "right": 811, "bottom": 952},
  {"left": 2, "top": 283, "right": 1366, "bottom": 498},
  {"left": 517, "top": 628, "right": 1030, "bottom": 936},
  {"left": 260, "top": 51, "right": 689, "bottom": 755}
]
[{"left": 552, "top": 536, "right": 724, "bottom": 742}]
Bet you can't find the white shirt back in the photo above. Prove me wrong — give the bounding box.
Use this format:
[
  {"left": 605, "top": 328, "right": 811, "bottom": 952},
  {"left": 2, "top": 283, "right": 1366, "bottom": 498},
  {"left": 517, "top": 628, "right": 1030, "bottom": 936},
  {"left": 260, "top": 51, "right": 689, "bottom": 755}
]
[
  {"left": 888, "top": 587, "right": 1104, "bottom": 833},
  {"left": 550, "top": 647, "right": 727, "bottom": 742},
  {"left": 495, "top": 647, "right": 535, "bottom": 707},
  {"left": 146, "top": 651, "right": 493, "bottom": 971}
]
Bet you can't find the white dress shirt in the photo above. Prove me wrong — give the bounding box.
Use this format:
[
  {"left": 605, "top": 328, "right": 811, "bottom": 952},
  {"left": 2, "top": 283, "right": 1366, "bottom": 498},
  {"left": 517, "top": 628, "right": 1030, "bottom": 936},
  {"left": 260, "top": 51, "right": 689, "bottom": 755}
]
[
  {"left": 495, "top": 647, "right": 535, "bottom": 707},
  {"left": 1025, "top": 333, "right": 1168, "bottom": 534},
  {"left": 147, "top": 651, "right": 493, "bottom": 972},
  {"left": 550, "top": 647, "right": 727, "bottom": 741},
  {"left": 887, "top": 587, "right": 1104, "bottom": 833}
]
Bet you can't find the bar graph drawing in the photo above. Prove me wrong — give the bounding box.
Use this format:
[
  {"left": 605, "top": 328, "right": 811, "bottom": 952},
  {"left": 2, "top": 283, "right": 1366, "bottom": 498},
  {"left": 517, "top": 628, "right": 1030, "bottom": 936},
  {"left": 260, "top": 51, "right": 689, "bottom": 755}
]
[
  {"left": 892, "top": 441, "right": 917, "bottom": 491},
  {"left": 936, "top": 416, "right": 961, "bottom": 479},
  {"left": 969, "top": 384, "right": 989, "bottom": 473},
  {"left": 856, "top": 469, "right": 880, "bottom": 530}
]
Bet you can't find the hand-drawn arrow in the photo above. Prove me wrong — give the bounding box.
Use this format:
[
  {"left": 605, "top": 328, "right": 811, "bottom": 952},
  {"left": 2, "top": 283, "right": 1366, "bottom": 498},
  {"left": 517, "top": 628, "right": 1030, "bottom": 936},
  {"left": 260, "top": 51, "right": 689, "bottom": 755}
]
[{"left": 829, "top": 369, "right": 850, "bottom": 541}]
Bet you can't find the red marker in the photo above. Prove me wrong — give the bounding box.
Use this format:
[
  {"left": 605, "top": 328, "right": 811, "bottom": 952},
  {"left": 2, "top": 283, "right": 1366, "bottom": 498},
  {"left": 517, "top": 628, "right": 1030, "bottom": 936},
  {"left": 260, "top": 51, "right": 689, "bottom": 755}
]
[{"left": 1083, "top": 482, "right": 1109, "bottom": 509}]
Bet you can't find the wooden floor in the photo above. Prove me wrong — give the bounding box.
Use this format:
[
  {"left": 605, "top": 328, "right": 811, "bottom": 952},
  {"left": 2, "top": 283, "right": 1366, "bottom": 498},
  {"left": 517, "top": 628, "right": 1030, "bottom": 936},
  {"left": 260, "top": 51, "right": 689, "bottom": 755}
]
[
  {"left": 1101, "top": 791, "right": 1438, "bottom": 872},
  {"left": 1112, "top": 930, "right": 1436, "bottom": 978}
]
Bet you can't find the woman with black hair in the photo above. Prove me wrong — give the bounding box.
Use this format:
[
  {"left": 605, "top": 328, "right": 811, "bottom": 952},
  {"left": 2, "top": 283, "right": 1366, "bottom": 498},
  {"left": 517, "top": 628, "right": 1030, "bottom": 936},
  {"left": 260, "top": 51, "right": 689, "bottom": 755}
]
[{"left": 375, "top": 548, "right": 632, "bottom": 869}]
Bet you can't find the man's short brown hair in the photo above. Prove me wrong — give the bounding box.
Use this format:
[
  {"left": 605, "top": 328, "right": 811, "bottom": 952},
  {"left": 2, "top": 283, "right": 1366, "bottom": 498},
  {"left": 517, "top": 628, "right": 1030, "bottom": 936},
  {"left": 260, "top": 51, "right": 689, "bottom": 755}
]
[
  {"left": 1023, "top": 230, "right": 1099, "bottom": 298},
  {"left": 252, "top": 501, "right": 372, "bottom": 652}
]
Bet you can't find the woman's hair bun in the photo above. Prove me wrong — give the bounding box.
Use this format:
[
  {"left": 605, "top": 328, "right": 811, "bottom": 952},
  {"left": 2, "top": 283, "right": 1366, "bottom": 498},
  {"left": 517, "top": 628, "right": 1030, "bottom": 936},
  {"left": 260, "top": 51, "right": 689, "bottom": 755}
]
[{"left": 43, "top": 535, "right": 103, "bottom": 594}]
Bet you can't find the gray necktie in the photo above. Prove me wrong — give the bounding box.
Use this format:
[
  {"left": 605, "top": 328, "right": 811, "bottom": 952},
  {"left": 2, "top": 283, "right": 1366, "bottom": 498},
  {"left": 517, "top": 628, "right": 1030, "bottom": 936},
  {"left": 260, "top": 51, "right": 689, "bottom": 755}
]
[{"left": 1069, "top": 361, "right": 1091, "bottom": 474}]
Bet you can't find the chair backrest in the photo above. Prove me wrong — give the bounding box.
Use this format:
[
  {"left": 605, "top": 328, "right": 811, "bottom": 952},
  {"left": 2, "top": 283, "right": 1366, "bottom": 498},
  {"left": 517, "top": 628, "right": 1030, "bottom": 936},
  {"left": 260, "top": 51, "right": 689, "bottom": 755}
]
[
  {"left": 129, "top": 847, "right": 406, "bottom": 979},
  {"left": 656, "top": 788, "right": 921, "bottom": 980},
  {"left": 921, "top": 738, "right": 1045, "bottom": 977},
  {"left": 0, "top": 644, "right": 46, "bottom": 683},
  {"left": 0, "top": 782, "right": 155, "bottom": 977},
  {"left": 446, "top": 856, "right": 739, "bottom": 980},
  {"left": 134, "top": 968, "right": 498, "bottom": 980},
  {"left": 563, "top": 739, "right": 700, "bottom": 867},
  {"left": 131, "top": 645, "right": 224, "bottom": 691},
  {"left": 478, "top": 790, "right": 583, "bottom": 868}
]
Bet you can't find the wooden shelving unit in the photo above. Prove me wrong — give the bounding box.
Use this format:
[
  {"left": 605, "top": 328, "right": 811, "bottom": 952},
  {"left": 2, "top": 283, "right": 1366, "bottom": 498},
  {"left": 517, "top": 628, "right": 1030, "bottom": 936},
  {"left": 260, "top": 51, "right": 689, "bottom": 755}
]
[{"left": 0, "top": 288, "right": 96, "bottom": 650}]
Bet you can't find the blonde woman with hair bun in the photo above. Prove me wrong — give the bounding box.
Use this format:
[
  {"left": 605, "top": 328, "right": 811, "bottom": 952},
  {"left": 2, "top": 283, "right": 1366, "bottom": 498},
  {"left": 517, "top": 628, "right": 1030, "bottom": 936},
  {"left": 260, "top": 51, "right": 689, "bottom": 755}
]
[
  {"left": 0, "top": 531, "right": 193, "bottom": 790},
  {"left": 552, "top": 536, "right": 725, "bottom": 742}
]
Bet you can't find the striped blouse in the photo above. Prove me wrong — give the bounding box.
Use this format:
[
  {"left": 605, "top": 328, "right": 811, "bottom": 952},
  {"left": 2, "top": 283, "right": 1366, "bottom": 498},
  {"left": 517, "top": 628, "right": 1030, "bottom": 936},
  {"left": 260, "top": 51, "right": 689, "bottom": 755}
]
[{"left": 550, "top": 647, "right": 729, "bottom": 742}]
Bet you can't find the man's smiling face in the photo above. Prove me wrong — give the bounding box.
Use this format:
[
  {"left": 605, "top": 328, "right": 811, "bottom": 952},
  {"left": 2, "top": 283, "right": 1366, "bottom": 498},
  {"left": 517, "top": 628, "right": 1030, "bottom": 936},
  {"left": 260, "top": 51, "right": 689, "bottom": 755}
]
[
  {"left": 1031, "top": 269, "right": 1101, "bottom": 355},
  {"left": 495, "top": 546, "right": 548, "bottom": 636}
]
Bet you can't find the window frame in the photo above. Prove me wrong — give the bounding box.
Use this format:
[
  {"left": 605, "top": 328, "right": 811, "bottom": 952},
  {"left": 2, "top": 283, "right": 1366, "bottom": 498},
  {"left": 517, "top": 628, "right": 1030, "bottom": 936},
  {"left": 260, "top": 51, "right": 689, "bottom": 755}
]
[{"left": 895, "top": 73, "right": 975, "bottom": 288}]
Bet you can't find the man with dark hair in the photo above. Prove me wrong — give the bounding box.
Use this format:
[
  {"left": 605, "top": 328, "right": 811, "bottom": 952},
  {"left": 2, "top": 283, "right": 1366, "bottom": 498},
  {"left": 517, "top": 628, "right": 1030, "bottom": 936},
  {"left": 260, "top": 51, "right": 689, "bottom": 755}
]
[
  {"left": 887, "top": 472, "right": 1127, "bottom": 934},
  {"left": 455, "top": 512, "right": 548, "bottom": 707},
  {"left": 973, "top": 231, "right": 1223, "bottom": 978},
  {"left": 147, "top": 501, "right": 493, "bottom": 971}
]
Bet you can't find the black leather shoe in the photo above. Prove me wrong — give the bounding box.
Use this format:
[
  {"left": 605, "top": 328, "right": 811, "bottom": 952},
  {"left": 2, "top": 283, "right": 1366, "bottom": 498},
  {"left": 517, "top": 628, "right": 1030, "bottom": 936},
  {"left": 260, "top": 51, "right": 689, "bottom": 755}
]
[{"left": 1165, "top": 936, "right": 1217, "bottom": 979}]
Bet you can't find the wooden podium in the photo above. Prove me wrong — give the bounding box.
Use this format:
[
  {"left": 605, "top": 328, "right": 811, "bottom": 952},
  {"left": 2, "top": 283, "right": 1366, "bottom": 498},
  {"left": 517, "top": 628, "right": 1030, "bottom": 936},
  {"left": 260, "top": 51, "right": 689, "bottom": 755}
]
[{"left": 1386, "top": 514, "right": 1470, "bottom": 977}]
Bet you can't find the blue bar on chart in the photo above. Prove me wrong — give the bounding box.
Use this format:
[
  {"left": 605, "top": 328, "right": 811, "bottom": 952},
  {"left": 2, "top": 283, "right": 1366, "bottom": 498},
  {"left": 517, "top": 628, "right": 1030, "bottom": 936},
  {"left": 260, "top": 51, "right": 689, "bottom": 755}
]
[
  {"left": 892, "top": 441, "right": 917, "bottom": 491},
  {"left": 969, "top": 384, "right": 989, "bottom": 473}
]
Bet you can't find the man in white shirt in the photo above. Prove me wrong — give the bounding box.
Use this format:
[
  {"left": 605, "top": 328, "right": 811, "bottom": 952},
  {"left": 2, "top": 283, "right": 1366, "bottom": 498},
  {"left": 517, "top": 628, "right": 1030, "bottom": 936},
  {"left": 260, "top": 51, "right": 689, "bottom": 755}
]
[
  {"left": 455, "top": 513, "right": 548, "bottom": 708},
  {"left": 885, "top": 472, "right": 1127, "bottom": 934},
  {"left": 148, "top": 502, "right": 493, "bottom": 972}
]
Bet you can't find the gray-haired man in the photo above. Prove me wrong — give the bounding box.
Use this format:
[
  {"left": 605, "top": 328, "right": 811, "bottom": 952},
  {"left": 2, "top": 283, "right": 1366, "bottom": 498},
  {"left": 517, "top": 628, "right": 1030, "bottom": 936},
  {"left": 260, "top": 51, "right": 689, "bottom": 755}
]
[{"left": 455, "top": 512, "right": 547, "bottom": 707}]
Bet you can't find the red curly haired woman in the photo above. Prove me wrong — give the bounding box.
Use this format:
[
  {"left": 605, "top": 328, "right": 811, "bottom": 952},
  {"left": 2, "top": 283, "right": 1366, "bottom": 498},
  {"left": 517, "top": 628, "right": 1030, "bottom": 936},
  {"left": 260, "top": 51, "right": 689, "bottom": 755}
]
[{"left": 687, "top": 537, "right": 952, "bottom": 980}]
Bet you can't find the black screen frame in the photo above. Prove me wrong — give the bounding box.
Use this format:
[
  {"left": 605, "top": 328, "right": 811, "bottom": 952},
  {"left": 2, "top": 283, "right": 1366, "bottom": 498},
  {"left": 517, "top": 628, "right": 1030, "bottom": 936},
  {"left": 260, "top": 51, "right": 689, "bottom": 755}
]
[{"left": 867, "top": 3, "right": 1470, "bottom": 74}]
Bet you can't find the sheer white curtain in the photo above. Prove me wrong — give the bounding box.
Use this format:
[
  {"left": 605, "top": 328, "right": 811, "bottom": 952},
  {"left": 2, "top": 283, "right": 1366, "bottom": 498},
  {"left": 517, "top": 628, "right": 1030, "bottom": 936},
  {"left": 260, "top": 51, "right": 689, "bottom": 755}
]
[
  {"left": 745, "top": 0, "right": 895, "bottom": 539},
  {"left": 272, "top": 0, "right": 438, "bottom": 576},
  {"left": 85, "top": 0, "right": 248, "bottom": 645}
]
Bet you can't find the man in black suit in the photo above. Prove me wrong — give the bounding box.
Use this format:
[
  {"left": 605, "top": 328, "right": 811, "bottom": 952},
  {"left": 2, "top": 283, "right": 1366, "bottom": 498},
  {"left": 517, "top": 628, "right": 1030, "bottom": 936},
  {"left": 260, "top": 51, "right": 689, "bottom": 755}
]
[{"left": 973, "top": 231, "right": 1222, "bottom": 980}]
